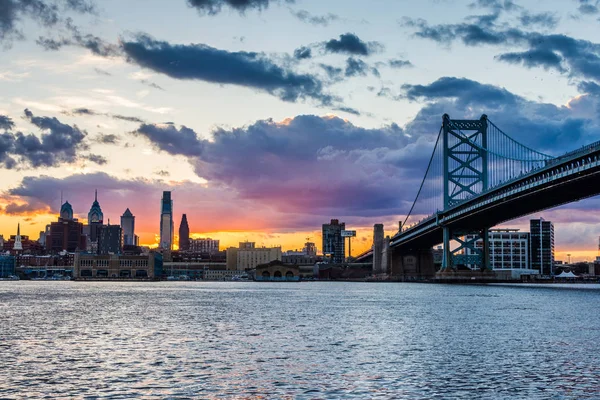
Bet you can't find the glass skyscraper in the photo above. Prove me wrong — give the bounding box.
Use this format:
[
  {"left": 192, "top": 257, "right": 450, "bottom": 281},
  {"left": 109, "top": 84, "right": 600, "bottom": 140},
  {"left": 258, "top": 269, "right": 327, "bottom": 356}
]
[
  {"left": 322, "top": 219, "right": 345, "bottom": 264},
  {"left": 160, "top": 191, "right": 174, "bottom": 250}
]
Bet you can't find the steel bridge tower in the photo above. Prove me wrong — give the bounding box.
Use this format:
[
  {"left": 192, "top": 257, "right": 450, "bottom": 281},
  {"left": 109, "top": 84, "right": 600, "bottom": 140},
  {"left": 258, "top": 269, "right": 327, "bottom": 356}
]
[{"left": 441, "top": 114, "right": 490, "bottom": 271}]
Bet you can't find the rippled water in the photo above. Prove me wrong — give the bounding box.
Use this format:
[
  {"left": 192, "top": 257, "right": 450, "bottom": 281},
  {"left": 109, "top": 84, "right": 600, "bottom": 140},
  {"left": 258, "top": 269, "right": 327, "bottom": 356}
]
[{"left": 1, "top": 282, "right": 599, "bottom": 399}]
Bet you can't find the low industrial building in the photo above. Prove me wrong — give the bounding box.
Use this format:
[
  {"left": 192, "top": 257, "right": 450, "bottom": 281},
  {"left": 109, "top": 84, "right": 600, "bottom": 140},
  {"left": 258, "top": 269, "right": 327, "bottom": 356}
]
[
  {"left": 73, "top": 253, "right": 163, "bottom": 279},
  {"left": 255, "top": 261, "right": 299, "bottom": 281}
]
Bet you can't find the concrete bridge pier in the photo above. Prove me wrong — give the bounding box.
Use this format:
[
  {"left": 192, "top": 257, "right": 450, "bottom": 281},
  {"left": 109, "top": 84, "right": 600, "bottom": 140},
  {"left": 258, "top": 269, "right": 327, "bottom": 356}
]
[{"left": 390, "top": 247, "right": 435, "bottom": 280}]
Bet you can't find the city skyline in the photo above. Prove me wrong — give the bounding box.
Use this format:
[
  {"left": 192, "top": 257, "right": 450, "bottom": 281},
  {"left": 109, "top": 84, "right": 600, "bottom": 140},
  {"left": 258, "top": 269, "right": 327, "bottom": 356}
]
[{"left": 1, "top": 1, "right": 600, "bottom": 261}]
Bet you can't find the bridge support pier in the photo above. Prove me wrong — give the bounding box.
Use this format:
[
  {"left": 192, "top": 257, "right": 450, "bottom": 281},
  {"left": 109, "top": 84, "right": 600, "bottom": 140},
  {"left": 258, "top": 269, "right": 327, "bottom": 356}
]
[{"left": 390, "top": 247, "right": 435, "bottom": 280}]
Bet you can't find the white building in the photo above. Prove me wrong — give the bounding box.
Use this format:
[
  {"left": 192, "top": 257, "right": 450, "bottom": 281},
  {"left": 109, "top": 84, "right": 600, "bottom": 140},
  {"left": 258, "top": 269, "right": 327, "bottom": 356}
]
[{"left": 465, "top": 229, "right": 537, "bottom": 275}]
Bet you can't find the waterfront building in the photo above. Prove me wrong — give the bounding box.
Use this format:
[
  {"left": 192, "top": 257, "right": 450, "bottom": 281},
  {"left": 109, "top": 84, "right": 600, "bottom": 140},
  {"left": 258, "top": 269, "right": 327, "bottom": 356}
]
[
  {"left": 322, "top": 219, "right": 345, "bottom": 263},
  {"left": 98, "top": 224, "right": 123, "bottom": 255},
  {"left": 159, "top": 191, "right": 174, "bottom": 250},
  {"left": 121, "top": 208, "right": 136, "bottom": 246},
  {"left": 226, "top": 243, "right": 282, "bottom": 270},
  {"left": 530, "top": 218, "right": 555, "bottom": 275},
  {"left": 0, "top": 255, "right": 15, "bottom": 278},
  {"left": 73, "top": 252, "right": 163, "bottom": 279},
  {"left": 162, "top": 262, "right": 227, "bottom": 280},
  {"left": 46, "top": 202, "right": 87, "bottom": 253},
  {"left": 255, "top": 261, "right": 300, "bottom": 281},
  {"left": 189, "top": 238, "right": 219, "bottom": 254},
  {"left": 282, "top": 250, "right": 316, "bottom": 265},
  {"left": 464, "top": 229, "right": 534, "bottom": 276},
  {"left": 179, "top": 214, "right": 190, "bottom": 251}
]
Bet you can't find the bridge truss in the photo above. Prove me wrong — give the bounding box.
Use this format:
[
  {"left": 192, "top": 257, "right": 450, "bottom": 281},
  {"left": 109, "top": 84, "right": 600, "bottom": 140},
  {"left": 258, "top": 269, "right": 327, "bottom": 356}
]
[{"left": 403, "top": 114, "right": 555, "bottom": 270}]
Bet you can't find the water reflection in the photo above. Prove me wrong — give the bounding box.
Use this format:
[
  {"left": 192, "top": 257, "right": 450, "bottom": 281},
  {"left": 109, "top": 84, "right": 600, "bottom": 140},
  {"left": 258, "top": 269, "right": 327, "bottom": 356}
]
[{"left": 1, "top": 281, "right": 599, "bottom": 398}]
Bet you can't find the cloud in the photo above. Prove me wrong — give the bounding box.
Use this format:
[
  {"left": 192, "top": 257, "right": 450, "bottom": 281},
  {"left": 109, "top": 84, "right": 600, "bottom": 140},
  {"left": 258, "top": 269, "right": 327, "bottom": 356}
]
[
  {"left": 94, "top": 133, "right": 120, "bottom": 144},
  {"left": 323, "top": 33, "right": 381, "bottom": 56},
  {"left": 388, "top": 59, "right": 413, "bottom": 69},
  {"left": 121, "top": 34, "right": 335, "bottom": 105},
  {"left": 518, "top": 11, "right": 559, "bottom": 28},
  {"left": 468, "top": 0, "right": 519, "bottom": 12},
  {"left": 344, "top": 57, "right": 379, "bottom": 78},
  {"left": 186, "top": 0, "right": 292, "bottom": 15},
  {"left": 403, "top": 18, "right": 600, "bottom": 84},
  {"left": 133, "top": 123, "right": 205, "bottom": 157},
  {"left": 0, "top": 109, "right": 89, "bottom": 169},
  {"left": 0, "top": 0, "right": 96, "bottom": 46},
  {"left": 576, "top": 0, "right": 599, "bottom": 15},
  {"left": 82, "top": 153, "right": 107, "bottom": 165},
  {"left": 66, "top": 108, "right": 146, "bottom": 123},
  {"left": 0, "top": 115, "right": 15, "bottom": 130},
  {"left": 93, "top": 67, "right": 112, "bottom": 76},
  {"left": 293, "top": 46, "right": 312, "bottom": 60},
  {"left": 36, "top": 19, "right": 120, "bottom": 57},
  {"left": 290, "top": 9, "right": 338, "bottom": 26}
]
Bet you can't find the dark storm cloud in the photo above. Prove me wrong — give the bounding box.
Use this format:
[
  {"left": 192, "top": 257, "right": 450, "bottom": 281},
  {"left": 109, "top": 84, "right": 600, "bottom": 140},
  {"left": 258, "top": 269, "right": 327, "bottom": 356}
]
[
  {"left": 398, "top": 76, "right": 600, "bottom": 154},
  {"left": 121, "top": 34, "right": 334, "bottom": 105},
  {"left": 290, "top": 9, "right": 338, "bottom": 26},
  {"left": 293, "top": 46, "right": 312, "bottom": 60},
  {"left": 0, "top": 109, "right": 88, "bottom": 169},
  {"left": 186, "top": 0, "right": 292, "bottom": 15},
  {"left": 0, "top": 115, "right": 15, "bottom": 130},
  {"left": 323, "top": 33, "right": 381, "bottom": 56},
  {"left": 134, "top": 123, "right": 205, "bottom": 157},
  {"left": 0, "top": 0, "right": 95, "bottom": 45},
  {"left": 403, "top": 18, "right": 600, "bottom": 84}
]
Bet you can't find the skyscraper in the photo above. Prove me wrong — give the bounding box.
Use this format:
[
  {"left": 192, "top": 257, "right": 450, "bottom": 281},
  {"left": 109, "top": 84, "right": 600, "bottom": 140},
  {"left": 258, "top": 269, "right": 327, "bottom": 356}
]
[
  {"left": 178, "top": 214, "right": 190, "bottom": 251},
  {"left": 530, "top": 218, "right": 555, "bottom": 275},
  {"left": 121, "top": 208, "right": 135, "bottom": 246},
  {"left": 160, "top": 191, "right": 174, "bottom": 250},
  {"left": 87, "top": 190, "right": 104, "bottom": 252},
  {"left": 322, "top": 219, "right": 345, "bottom": 264}
]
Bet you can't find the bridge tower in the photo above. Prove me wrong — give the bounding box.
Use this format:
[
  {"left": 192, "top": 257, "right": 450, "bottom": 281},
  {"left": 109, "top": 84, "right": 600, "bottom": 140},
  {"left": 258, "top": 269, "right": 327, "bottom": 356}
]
[{"left": 441, "top": 114, "right": 490, "bottom": 271}]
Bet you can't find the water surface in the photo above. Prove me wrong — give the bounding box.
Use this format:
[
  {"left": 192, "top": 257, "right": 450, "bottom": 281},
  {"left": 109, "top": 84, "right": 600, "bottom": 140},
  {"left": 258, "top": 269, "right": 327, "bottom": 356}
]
[{"left": 1, "top": 281, "right": 599, "bottom": 399}]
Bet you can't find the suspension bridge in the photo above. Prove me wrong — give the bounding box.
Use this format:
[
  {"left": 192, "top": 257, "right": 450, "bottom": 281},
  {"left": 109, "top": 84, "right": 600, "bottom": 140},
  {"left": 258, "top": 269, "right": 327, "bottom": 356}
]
[{"left": 388, "top": 113, "right": 600, "bottom": 277}]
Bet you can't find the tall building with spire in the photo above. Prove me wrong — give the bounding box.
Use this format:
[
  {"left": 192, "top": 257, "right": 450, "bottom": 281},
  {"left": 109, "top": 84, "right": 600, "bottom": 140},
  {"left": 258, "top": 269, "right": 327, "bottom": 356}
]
[
  {"left": 121, "top": 208, "right": 136, "bottom": 246},
  {"left": 87, "top": 190, "right": 104, "bottom": 253},
  {"left": 160, "top": 191, "right": 174, "bottom": 250},
  {"left": 13, "top": 223, "right": 22, "bottom": 251},
  {"left": 179, "top": 214, "right": 190, "bottom": 251},
  {"left": 60, "top": 201, "right": 74, "bottom": 220},
  {"left": 47, "top": 201, "right": 86, "bottom": 253}
]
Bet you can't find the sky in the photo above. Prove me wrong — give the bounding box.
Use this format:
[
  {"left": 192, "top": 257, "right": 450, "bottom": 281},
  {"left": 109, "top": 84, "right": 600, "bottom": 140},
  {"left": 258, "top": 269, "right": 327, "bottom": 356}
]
[{"left": 1, "top": 0, "right": 600, "bottom": 261}]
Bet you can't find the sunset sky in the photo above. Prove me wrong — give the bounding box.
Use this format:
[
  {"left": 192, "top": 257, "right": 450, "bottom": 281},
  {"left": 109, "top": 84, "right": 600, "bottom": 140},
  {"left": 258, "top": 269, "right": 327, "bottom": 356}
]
[{"left": 2, "top": 0, "right": 600, "bottom": 261}]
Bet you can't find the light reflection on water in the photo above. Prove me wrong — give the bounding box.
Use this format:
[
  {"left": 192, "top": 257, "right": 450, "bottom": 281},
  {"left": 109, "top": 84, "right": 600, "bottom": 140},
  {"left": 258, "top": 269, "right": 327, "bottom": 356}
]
[{"left": 1, "top": 281, "right": 599, "bottom": 399}]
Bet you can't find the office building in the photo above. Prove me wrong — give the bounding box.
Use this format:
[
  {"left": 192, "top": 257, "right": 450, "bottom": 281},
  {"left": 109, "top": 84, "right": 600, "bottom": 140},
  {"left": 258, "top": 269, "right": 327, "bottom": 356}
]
[
  {"left": 47, "top": 202, "right": 87, "bottom": 253},
  {"left": 87, "top": 190, "right": 104, "bottom": 253},
  {"left": 121, "top": 208, "right": 136, "bottom": 246},
  {"left": 159, "top": 191, "right": 174, "bottom": 250},
  {"left": 465, "top": 229, "right": 532, "bottom": 273},
  {"left": 322, "top": 219, "right": 345, "bottom": 263},
  {"left": 189, "top": 238, "right": 219, "bottom": 254},
  {"left": 179, "top": 214, "right": 190, "bottom": 251},
  {"left": 98, "top": 224, "right": 123, "bottom": 255},
  {"left": 0, "top": 234, "right": 4, "bottom": 251},
  {"left": 530, "top": 218, "right": 555, "bottom": 275},
  {"left": 0, "top": 255, "right": 15, "bottom": 278},
  {"left": 226, "top": 243, "right": 282, "bottom": 270}
]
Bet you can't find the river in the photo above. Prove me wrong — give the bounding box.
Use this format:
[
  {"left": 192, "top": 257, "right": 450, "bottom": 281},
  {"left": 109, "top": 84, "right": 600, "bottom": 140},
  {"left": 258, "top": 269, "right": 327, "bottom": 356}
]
[{"left": 1, "top": 281, "right": 599, "bottom": 399}]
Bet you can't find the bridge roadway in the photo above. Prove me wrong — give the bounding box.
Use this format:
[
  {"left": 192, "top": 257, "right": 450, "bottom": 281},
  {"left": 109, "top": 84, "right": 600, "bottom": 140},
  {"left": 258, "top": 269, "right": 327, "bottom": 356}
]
[{"left": 390, "top": 140, "right": 600, "bottom": 250}]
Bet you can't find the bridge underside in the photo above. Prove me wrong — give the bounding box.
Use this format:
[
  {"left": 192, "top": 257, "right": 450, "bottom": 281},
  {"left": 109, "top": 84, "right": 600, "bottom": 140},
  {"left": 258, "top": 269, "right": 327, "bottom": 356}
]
[{"left": 391, "top": 164, "right": 600, "bottom": 275}]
